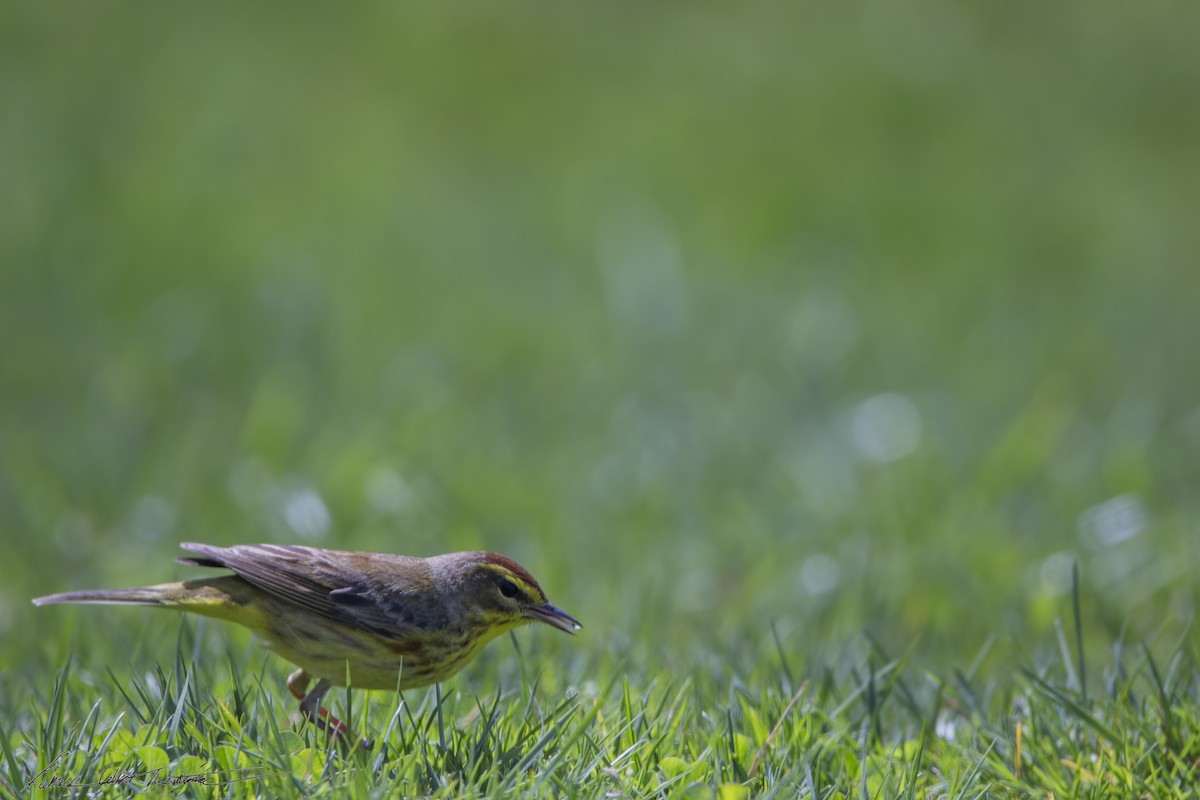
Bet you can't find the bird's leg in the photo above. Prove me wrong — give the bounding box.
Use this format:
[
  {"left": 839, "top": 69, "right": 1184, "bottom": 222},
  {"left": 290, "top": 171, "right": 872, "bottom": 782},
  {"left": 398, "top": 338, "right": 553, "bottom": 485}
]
[
  {"left": 288, "top": 669, "right": 371, "bottom": 750},
  {"left": 298, "top": 677, "right": 348, "bottom": 738},
  {"left": 287, "top": 668, "right": 312, "bottom": 702}
]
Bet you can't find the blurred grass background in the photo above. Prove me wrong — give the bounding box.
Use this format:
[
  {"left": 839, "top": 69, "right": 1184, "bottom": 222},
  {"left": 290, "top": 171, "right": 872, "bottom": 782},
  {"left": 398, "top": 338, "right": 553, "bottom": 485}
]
[{"left": 2, "top": 0, "right": 1199, "bottom": 686}]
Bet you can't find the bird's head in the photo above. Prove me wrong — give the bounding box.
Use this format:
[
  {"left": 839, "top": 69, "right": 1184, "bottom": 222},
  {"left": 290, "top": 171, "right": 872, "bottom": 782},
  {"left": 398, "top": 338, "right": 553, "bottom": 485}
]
[{"left": 435, "top": 552, "right": 582, "bottom": 635}]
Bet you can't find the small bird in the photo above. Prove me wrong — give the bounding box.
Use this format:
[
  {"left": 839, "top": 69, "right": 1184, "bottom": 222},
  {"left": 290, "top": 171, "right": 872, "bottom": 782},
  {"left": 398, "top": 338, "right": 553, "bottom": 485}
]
[{"left": 34, "top": 542, "right": 581, "bottom": 746}]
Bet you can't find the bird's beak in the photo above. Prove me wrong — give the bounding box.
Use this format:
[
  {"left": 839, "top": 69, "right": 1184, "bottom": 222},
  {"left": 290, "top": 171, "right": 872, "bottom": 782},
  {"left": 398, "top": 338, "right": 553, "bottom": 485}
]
[{"left": 527, "top": 603, "right": 582, "bottom": 634}]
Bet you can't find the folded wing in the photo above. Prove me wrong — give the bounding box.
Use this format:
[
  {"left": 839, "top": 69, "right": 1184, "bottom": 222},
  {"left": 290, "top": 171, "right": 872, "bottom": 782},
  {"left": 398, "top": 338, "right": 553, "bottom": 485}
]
[{"left": 178, "top": 542, "right": 443, "bottom": 638}]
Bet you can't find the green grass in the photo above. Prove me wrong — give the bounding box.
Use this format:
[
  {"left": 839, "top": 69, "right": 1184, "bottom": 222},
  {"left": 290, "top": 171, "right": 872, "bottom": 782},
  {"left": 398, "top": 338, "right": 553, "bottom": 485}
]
[
  {"left": 3, "top": 1, "right": 1200, "bottom": 797},
  {"left": 5, "top": 595, "right": 1199, "bottom": 798}
]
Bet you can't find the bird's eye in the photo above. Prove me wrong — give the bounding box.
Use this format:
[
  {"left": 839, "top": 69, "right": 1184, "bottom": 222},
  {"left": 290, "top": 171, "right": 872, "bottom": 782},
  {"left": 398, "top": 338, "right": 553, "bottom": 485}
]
[{"left": 498, "top": 578, "right": 519, "bottom": 599}]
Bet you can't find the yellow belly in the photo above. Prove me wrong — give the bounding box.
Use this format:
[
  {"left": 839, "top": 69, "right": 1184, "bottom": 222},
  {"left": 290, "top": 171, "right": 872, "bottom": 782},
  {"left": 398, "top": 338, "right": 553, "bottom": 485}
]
[{"left": 261, "top": 610, "right": 521, "bottom": 690}]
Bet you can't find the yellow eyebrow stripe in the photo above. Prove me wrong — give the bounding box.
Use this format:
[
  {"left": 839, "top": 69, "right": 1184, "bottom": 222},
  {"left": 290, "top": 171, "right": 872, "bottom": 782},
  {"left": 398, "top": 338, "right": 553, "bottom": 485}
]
[{"left": 478, "top": 564, "right": 542, "bottom": 600}]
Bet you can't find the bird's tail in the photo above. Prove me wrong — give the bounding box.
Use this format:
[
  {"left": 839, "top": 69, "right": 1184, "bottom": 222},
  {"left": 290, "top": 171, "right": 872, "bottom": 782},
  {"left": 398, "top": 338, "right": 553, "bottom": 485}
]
[
  {"left": 33, "top": 577, "right": 268, "bottom": 629},
  {"left": 33, "top": 584, "right": 179, "bottom": 607}
]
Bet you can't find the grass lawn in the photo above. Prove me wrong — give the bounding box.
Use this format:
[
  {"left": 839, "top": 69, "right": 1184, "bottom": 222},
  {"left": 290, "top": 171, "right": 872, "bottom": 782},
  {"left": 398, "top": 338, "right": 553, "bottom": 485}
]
[
  {"left": 3, "top": 2, "right": 1200, "bottom": 797},
  {"left": 8, "top": 584, "right": 1200, "bottom": 798}
]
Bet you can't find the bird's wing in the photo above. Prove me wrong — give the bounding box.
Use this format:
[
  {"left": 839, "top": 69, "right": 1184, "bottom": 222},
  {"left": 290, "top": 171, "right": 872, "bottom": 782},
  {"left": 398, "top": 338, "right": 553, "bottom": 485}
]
[{"left": 178, "top": 542, "right": 443, "bottom": 638}]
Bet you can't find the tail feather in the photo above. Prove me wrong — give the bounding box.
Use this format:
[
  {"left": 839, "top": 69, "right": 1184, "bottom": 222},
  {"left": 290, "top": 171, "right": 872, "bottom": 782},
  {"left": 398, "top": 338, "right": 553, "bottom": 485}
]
[
  {"left": 33, "top": 587, "right": 169, "bottom": 607},
  {"left": 34, "top": 576, "right": 269, "bottom": 630}
]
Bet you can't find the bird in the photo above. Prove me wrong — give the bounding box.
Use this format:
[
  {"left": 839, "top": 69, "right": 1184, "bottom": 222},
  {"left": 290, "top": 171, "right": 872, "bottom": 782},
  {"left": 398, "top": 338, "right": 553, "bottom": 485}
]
[{"left": 33, "top": 542, "right": 581, "bottom": 747}]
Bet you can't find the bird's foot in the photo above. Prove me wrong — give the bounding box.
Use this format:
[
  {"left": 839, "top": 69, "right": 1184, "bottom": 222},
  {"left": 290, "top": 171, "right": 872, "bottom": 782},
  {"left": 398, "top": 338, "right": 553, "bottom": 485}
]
[{"left": 291, "top": 671, "right": 373, "bottom": 752}]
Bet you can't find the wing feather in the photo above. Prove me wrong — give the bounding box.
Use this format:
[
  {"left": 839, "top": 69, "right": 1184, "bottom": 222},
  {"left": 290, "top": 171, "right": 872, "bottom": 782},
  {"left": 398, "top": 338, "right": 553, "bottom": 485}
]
[{"left": 177, "top": 542, "right": 442, "bottom": 637}]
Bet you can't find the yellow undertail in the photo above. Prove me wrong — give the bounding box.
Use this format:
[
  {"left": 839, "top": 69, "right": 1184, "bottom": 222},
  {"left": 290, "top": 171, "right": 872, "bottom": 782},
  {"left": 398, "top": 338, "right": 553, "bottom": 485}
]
[{"left": 33, "top": 576, "right": 270, "bottom": 632}]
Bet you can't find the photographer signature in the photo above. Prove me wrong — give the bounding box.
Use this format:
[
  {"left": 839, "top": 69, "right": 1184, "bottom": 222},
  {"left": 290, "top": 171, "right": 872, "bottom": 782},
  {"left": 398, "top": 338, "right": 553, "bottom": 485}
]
[{"left": 24, "top": 751, "right": 294, "bottom": 791}]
